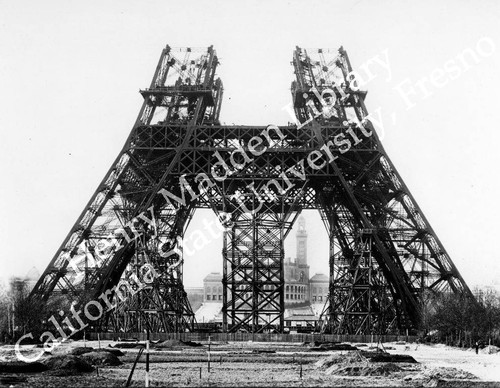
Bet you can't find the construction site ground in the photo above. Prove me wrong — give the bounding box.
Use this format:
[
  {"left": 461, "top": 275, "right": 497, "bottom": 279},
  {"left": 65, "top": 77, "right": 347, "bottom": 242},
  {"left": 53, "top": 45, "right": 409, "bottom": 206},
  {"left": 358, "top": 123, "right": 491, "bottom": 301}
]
[{"left": 1, "top": 339, "right": 500, "bottom": 387}]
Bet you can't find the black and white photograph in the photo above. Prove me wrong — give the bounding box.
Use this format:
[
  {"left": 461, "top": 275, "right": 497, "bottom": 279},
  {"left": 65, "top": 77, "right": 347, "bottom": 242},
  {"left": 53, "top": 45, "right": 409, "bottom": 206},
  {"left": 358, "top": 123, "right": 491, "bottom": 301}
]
[{"left": 1, "top": 0, "right": 500, "bottom": 386}]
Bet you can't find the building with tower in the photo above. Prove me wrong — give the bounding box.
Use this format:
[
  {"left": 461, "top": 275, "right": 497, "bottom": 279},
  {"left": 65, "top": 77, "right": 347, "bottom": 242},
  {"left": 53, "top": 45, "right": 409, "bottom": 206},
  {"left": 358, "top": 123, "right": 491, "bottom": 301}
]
[
  {"left": 189, "top": 216, "right": 330, "bottom": 326},
  {"left": 284, "top": 216, "right": 311, "bottom": 305},
  {"left": 283, "top": 216, "right": 329, "bottom": 306}
]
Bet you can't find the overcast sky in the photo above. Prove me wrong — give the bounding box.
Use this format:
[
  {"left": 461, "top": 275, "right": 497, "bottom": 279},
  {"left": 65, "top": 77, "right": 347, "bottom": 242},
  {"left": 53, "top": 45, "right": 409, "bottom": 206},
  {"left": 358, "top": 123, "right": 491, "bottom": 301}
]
[{"left": 1, "top": 0, "right": 499, "bottom": 289}]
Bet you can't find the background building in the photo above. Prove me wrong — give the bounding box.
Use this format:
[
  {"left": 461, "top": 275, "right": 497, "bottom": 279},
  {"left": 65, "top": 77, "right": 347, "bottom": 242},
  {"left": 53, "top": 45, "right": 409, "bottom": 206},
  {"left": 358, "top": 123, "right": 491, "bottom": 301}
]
[
  {"left": 284, "top": 216, "right": 310, "bottom": 305},
  {"left": 187, "top": 216, "right": 330, "bottom": 325},
  {"left": 310, "top": 273, "right": 329, "bottom": 303},
  {"left": 284, "top": 217, "right": 329, "bottom": 306},
  {"left": 203, "top": 273, "right": 223, "bottom": 302}
]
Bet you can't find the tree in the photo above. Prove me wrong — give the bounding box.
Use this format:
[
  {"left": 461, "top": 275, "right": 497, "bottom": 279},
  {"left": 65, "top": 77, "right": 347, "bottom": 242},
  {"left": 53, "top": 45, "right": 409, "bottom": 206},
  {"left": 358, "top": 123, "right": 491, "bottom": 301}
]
[
  {"left": 9, "top": 278, "right": 46, "bottom": 339},
  {"left": 478, "top": 289, "right": 500, "bottom": 345},
  {"left": 0, "top": 281, "right": 11, "bottom": 342},
  {"left": 426, "top": 290, "right": 500, "bottom": 346},
  {"left": 8, "top": 277, "right": 72, "bottom": 341}
]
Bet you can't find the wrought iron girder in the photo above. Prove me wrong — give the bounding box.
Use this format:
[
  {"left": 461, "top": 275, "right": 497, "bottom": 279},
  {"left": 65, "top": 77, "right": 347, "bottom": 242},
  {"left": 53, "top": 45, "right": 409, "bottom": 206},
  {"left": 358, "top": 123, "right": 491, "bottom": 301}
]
[
  {"left": 221, "top": 210, "right": 294, "bottom": 333},
  {"left": 32, "top": 44, "right": 472, "bottom": 338},
  {"left": 32, "top": 46, "right": 223, "bottom": 335}
]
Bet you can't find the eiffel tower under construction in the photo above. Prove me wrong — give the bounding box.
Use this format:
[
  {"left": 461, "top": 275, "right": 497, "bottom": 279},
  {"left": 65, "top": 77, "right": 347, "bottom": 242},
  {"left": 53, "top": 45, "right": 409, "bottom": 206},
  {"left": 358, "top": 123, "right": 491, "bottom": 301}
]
[{"left": 31, "top": 45, "right": 472, "bottom": 335}]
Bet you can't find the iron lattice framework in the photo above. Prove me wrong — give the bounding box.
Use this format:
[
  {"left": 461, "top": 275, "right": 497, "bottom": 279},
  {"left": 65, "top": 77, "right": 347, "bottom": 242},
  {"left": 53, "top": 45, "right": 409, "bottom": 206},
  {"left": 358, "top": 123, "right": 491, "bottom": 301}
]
[{"left": 31, "top": 45, "right": 471, "bottom": 335}]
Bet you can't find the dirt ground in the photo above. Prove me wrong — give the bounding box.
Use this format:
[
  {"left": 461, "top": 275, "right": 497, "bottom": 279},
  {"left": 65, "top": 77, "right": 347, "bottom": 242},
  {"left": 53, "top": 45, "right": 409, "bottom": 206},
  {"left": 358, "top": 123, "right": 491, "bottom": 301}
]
[{"left": 1, "top": 339, "right": 500, "bottom": 387}]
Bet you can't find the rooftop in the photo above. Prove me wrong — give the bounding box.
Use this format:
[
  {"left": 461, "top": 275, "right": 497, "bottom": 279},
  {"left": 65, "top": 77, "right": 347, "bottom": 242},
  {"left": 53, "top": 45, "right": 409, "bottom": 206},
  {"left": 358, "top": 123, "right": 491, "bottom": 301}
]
[
  {"left": 204, "top": 272, "right": 222, "bottom": 282},
  {"left": 310, "top": 273, "right": 329, "bottom": 282}
]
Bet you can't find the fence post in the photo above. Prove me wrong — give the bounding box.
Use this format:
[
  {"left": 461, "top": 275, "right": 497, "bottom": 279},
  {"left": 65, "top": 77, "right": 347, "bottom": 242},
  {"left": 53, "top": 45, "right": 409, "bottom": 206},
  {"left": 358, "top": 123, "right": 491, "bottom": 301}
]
[
  {"left": 145, "top": 329, "right": 150, "bottom": 388},
  {"left": 207, "top": 335, "right": 211, "bottom": 373}
]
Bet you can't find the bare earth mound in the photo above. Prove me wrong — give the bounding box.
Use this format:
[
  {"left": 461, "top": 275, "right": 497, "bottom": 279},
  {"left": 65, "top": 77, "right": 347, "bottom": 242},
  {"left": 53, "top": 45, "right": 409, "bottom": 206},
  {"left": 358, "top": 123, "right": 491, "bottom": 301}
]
[
  {"left": 332, "top": 362, "right": 402, "bottom": 376},
  {"left": 70, "top": 347, "right": 95, "bottom": 356},
  {"left": 361, "top": 350, "right": 417, "bottom": 363},
  {"left": 407, "top": 366, "right": 478, "bottom": 381},
  {"left": 111, "top": 342, "right": 144, "bottom": 349},
  {"left": 71, "top": 346, "right": 124, "bottom": 357},
  {"left": 315, "top": 351, "right": 367, "bottom": 370},
  {"left": 155, "top": 339, "right": 185, "bottom": 348},
  {"left": 42, "top": 355, "right": 94, "bottom": 375},
  {"left": 154, "top": 339, "right": 203, "bottom": 349},
  {"left": 310, "top": 342, "right": 358, "bottom": 351},
  {"left": 403, "top": 366, "right": 480, "bottom": 387},
  {"left": 315, "top": 351, "right": 405, "bottom": 377},
  {"left": 80, "top": 351, "right": 122, "bottom": 366}
]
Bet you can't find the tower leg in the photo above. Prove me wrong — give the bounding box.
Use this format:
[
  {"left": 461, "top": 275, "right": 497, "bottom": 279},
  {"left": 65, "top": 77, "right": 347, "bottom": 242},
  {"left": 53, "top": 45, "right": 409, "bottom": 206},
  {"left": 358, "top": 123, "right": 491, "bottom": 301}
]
[{"left": 222, "top": 214, "right": 286, "bottom": 333}]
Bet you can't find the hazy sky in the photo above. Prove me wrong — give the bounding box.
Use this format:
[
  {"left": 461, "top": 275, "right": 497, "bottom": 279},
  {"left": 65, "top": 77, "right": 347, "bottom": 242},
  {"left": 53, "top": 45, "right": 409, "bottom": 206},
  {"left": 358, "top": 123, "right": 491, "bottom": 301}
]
[{"left": 1, "top": 0, "right": 499, "bottom": 289}]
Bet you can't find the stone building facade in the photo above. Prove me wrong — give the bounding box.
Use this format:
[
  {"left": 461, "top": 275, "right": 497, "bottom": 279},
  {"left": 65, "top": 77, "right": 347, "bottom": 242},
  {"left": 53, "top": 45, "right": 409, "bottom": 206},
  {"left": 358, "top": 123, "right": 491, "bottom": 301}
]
[
  {"left": 198, "top": 216, "right": 329, "bottom": 307},
  {"left": 203, "top": 272, "right": 223, "bottom": 302}
]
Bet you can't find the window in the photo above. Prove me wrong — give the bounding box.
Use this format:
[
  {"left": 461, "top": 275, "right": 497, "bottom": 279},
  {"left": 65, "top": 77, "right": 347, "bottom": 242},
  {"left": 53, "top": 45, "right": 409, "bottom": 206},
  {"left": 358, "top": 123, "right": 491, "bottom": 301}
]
[
  {"left": 207, "top": 295, "right": 211, "bottom": 300},
  {"left": 313, "top": 287, "right": 317, "bottom": 294},
  {"left": 212, "top": 295, "right": 216, "bottom": 300},
  {"left": 312, "top": 296, "right": 316, "bottom": 302},
  {"left": 286, "top": 294, "right": 289, "bottom": 299},
  {"left": 319, "top": 296, "right": 323, "bottom": 301},
  {"left": 286, "top": 285, "right": 289, "bottom": 292},
  {"left": 219, "top": 295, "right": 222, "bottom": 300}
]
